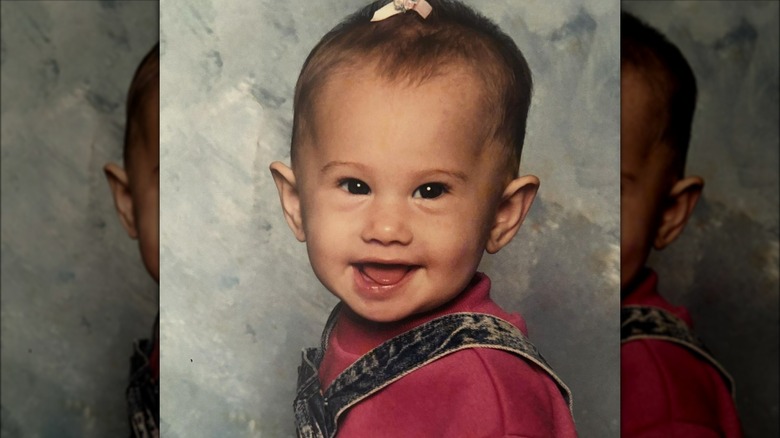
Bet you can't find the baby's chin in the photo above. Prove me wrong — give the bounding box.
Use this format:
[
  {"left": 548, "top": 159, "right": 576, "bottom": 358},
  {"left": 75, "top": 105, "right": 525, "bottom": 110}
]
[
  {"left": 340, "top": 301, "right": 414, "bottom": 324},
  {"left": 340, "top": 295, "right": 449, "bottom": 325}
]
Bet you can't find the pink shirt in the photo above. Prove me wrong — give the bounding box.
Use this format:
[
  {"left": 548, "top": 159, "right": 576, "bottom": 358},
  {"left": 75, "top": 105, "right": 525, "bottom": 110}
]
[
  {"left": 622, "top": 270, "right": 742, "bottom": 437},
  {"left": 319, "top": 273, "right": 576, "bottom": 437}
]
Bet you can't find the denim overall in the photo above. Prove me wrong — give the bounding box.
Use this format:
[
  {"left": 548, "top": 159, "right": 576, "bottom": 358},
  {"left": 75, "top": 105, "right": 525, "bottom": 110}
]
[
  {"left": 127, "top": 314, "right": 159, "bottom": 438},
  {"left": 294, "top": 304, "right": 573, "bottom": 438},
  {"left": 621, "top": 305, "right": 735, "bottom": 397}
]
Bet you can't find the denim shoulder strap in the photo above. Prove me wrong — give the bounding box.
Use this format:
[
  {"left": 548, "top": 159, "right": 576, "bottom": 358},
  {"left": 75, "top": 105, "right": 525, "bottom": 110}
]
[
  {"left": 294, "top": 305, "right": 572, "bottom": 438},
  {"left": 621, "top": 305, "right": 735, "bottom": 397}
]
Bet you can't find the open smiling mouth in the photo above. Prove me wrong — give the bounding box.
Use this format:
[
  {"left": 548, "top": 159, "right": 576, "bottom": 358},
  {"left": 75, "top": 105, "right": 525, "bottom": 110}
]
[{"left": 354, "top": 262, "right": 418, "bottom": 288}]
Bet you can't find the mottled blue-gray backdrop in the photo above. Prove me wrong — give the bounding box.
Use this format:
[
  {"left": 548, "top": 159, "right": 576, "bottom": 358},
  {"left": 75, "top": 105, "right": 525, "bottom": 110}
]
[
  {"left": 160, "top": 1, "right": 619, "bottom": 436},
  {"left": 1, "top": 2, "right": 159, "bottom": 437},
  {"left": 624, "top": 2, "right": 779, "bottom": 437}
]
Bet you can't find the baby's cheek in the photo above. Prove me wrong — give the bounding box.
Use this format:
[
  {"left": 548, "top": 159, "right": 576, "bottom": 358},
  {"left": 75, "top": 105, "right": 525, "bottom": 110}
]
[
  {"left": 433, "top": 232, "right": 483, "bottom": 268},
  {"left": 306, "top": 216, "right": 348, "bottom": 260}
]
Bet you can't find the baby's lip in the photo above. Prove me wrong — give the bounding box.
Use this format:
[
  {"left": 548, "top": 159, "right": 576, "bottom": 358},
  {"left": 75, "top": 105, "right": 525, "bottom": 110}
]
[{"left": 353, "top": 261, "right": 419, "bottom": 286}]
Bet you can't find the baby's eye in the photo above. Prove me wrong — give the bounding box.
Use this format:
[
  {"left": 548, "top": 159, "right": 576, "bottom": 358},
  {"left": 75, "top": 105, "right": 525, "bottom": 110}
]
[
  {"left": 413, "top": 183, "right": 447, "bottom": 199},
  {"left": 339, "top": 178, "right": 371, "bottom": 195}
]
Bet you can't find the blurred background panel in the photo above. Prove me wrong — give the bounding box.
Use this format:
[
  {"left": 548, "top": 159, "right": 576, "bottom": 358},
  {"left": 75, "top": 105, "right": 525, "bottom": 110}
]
[
  {"left": 160, "top": 0, "right": 619, "bottom": 436},
  {"left": 624, "top": 2, "right": 779, "bottom": 437},
  {"left": 1, "top": 2, "right": 159, "bottom": 437}
]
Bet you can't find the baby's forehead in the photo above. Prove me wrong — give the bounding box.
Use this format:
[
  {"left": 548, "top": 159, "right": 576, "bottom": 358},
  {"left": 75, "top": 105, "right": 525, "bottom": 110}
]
[{"left": 309, "top": 63, "right": 494, "bottom": 129}]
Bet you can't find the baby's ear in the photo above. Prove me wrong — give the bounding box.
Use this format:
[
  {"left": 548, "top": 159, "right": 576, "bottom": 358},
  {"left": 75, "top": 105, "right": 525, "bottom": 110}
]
[
  {"left": 486, "top": 175, "right": 539, "bottom": 254},
  {"left": 269, "top": 161, "right": 306, "bottom": 242},
  {"left": 104, "top": 163, "right": 138, "bottom": 239},
  {"left": 654, "top": 176, "right": 703, "bottom": 250}
]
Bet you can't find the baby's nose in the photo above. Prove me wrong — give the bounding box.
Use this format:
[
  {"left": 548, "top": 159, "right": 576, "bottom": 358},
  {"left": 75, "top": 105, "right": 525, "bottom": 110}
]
[{"left": 360, "top": 200, "right": 412, "bottom": 246}]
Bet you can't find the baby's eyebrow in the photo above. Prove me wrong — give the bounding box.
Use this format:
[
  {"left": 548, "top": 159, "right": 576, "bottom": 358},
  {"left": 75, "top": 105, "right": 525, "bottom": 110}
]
[
  {"left": 320, "top": 161, "right": 367, "bottom": 173},
  {"left": 413, "top": 169, "right": 469, "bottom": 183},
  {"left": 321, "top": 161, "right": 468, "bottom": 182}
]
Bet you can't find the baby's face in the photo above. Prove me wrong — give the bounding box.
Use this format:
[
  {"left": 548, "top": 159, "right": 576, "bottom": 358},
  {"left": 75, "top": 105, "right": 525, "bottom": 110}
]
[
  {"left": 128, "top": 86, "right": 160, "bottom": 282},
  {"left": 294, "top": 68, "right": 509, "bottom": 322},
  {"left": 620, "top": 67, "right": 674, "bottom": 290}
]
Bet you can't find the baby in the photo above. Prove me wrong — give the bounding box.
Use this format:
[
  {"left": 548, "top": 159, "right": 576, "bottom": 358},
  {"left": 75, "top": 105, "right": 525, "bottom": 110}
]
[
  {"left": 620, "top": 12, "right": 742, "bottom": 437},
  {"left": 270, "top": 1, "right": 575, "bottom": 436},
  {"left": 103, "top": 43, "right": 159, "bottom": 437}
]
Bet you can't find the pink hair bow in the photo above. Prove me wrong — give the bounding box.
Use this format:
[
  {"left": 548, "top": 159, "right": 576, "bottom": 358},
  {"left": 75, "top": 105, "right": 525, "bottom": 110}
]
[{"left": 371, "top": 0, "right": 433, "bottom": 22}]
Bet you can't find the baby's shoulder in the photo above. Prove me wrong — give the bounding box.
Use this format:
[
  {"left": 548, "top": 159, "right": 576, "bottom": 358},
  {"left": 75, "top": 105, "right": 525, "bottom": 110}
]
[
  {"left": 622, "top": 337, "right": 729, "bottom": 400},
  {"left": 622, "top": 338, "right": 738, "bottom": 435},
  {"left": 368, "top": 347, "right": 574, "bottom": 436},
  {"left": 380, "top": 345, "right": 567, "bottom": 414},
  {"left": 432, "top": 347, "right": 564, "bottom": 400}
]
